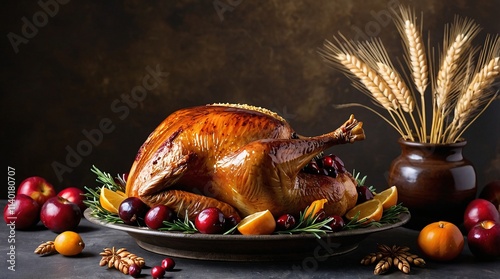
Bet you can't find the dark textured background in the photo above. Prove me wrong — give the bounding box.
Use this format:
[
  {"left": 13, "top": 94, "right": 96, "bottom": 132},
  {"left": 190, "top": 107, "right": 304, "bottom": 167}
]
[{"left": 1, "top": 0, "right": 499, "bottom": 199}]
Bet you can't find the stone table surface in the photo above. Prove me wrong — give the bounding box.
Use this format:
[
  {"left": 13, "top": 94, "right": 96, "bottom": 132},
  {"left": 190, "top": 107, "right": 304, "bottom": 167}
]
[{"left": 1, "top": 200, "right": 499, "bottom": 279}]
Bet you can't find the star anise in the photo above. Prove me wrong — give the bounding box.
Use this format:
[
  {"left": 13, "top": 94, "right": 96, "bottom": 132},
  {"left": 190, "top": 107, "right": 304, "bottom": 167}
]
[
  {"left": 361, "top": 244, "right": 425, "bottom": 275},
  {"left": 99, "top": 247, "right": 145, "bottom": 275}
]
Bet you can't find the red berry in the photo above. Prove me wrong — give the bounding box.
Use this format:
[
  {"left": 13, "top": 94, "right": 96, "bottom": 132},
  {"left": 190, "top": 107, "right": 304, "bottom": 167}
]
[
  {"left": 328, "top": 215, "right": 345, "bottom": 232},
  {"left": 225, "top": 214, "right": 241, "bottom": 230},
  {"left": 276, "top": 214, "right": 296, "bottom": 230},
  {"left": 161, "top": 257, "right": 176, "bottom": 271},
  {"left": 128, "top": 263, "right": 141, "bottom": 277},
  {"left": 195, "top": 207, "right": 226, "bottom": 234},
  {"left": 118, "top": 197, "right": 149, "bottom": 226},
  {"left": 315, "top": 209, "right": 326, "bottom": 222},
  {"left": 322, "top": 156, "right": 334, "bottom": 168},
  {"left": 151, "top": 266, "right": 165, "bottom": 278},
  {"left": 145, "top": 205, "right": 174, "bottom": 230},
  {"left": 356, "top": 186, "right": 374, "bottom": 204}
]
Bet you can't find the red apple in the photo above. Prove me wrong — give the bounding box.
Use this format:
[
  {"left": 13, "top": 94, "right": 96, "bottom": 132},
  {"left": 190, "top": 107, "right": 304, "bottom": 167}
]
[
  {"left": 467, "top": 220, "right": 500, "bottom": 258},
  {"left": 479, "top": 180, "right": 500, "bottom": 213},
  {"left": 58, "top": 187, "right": 86, "bottom": 213},
  {"left": 40, "top": 196, "right": 81, "bottom": 233},
  {"left": 3, "top": 194, "right": 40, "bottom": 230},
  {"left": 17, "top": 176, "right": 56, "bottom": 206},
  {"left": 463, "top": 199, "right": 500, "bottom": 232}
]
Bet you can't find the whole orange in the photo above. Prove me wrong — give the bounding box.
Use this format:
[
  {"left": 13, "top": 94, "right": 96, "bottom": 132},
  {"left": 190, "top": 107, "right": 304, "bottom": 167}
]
[
  {"left": 54, "top": 231, "right": 85, "bottom": 256},
  {"left": 417, "top": 221, "right": 464, "bottom": 261}
]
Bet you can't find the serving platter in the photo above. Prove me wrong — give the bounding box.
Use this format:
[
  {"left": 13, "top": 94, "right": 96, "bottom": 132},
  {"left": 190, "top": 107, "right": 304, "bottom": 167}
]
[{"left": 84, "top": 209, "right": 410, "bottom": 261}]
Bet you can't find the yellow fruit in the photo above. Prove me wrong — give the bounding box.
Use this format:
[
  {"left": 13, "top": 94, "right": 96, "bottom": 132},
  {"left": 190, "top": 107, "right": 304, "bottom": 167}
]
[
  {"left": 237, "top": 209, "right": 276, "bottom": 235},
  {"left": 373, "top": 186, "right": 398, "bottom": 210},
  {"left": 54, "top": 231, "right": 85, "bottom": 256},
  {"left": 303, "top": 199, "right": 328, "bottom": 220},
  {"left": 116, "top": 190, "right": 128, "bottom": 197},
  {"left": 345, "top": 199, "right": 383, "bottom": 224},
  {"left": 99, "top": 188, "right": 127, "bottom": 214}
]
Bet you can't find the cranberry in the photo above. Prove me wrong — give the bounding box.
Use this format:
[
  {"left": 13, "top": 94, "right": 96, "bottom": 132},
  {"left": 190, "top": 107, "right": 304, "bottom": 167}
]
[
  {"left": 128, "top": 263, "right": 141, "bottom": 278},
  {"left": 145, "top": 205, "right": 175, "bottom": 230},
  {"left": 225, "top": 214, "right": 241, "bottom": 230},
  {"left": 328, "top": 215, "right": 345, "bottom": 232},
  {"left": 195, "top": 207, "right": 226, "bottom": 234},
  {"left": 118, "top": 197, "right": 149, "bottom": 226},
  {"left": 330, "top": 154, "right": 347, "bottom": 173},
  {"left": 322, "top": 156, "right": 334, "bottom": 168},
  {"left": 161, "top": 257, "right": 176, "bottom": 271},
  {"left": 314, "top": 209, "right": 326, "bottom": 222},
  {"left": 303, "top": 161, "right": 321, "bottom": 174},
  {"left": 276, "top": 214, "right": 296, "bottom": 230},
  {"left": 151, "top": 266, "right": 165, "bottom": 278},
  {"left": 356, "top": 186, "right": 375, "bottom": 204}
]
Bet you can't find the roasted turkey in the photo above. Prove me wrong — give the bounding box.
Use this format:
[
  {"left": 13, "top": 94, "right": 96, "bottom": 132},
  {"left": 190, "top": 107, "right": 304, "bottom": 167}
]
[{"left": 125, "top": 104, "right": 365, "bottom": 220}]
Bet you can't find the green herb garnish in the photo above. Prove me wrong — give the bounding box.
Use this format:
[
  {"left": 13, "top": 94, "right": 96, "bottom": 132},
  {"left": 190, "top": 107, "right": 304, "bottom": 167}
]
[{"left": 82, "top": 165, "right": 124, "bottom": 223}]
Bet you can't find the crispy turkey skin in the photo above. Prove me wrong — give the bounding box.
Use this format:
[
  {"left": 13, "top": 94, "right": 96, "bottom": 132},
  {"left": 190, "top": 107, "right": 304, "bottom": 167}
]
[{"left": 125, "top": 104, "right": 365, "bottom": 220}]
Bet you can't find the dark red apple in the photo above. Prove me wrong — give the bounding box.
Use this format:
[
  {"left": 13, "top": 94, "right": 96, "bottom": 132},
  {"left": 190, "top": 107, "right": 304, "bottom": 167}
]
[
  {"left": 463, "top": 199, "right": 500, "bottom": 232},
  {"left": 3, "top": 194, "right": 40, "bottom": 230},
  {"left": 195, "top": 207, "right": 225, "bottom": 234},
  {"left": 17, "top": 176, "right": 56, "bottom": 206},
  {"left": 467, "top": 220, "right": 500, "bottom": 258},
  {"left": 145, "top": 205, "right": 174, "bottom": 230},
  {"left": 58, "top": 187, "right": 86, "bottom": 213},
  {"left": 40, "top": 196, "right": 81, "bottom": 233},
  {"left": 479, "top": 180, "right": 500, "bottom": 213}
]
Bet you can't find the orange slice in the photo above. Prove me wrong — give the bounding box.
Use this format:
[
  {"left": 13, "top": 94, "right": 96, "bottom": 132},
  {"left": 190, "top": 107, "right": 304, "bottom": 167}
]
[
  {"left": 345, "top": 199, "right": 383, "bottom": 224},
  {"left": 303, "top": 198, "right": 328, "bottom": 220},
  {"left": 99, "top": 188, "right": 127, "bottom": 214},
  {"left": 237, "top": 209, "right": 276, "bottom": 235},
  {"left": 116, "top": 190, "right": 128, "bottom": 197},
  {"left": 373, "top": 186, "right": 398, "bottom": 210}
]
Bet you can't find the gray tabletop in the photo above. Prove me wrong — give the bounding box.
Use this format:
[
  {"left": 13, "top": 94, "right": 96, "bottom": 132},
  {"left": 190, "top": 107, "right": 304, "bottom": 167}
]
[{"left": 1, "top": 200, "right": 499, "bottom": 279}]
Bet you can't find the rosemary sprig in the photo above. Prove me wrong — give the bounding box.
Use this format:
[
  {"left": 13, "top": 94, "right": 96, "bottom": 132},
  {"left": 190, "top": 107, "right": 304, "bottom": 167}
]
[
  {"left": 276, "top": 217, "right": 334, "bottom": 239},
  {"left": 159, "top": 212, "right": 198, "bottom": 233},
  {"left": 275, "top": 203, "right": 334, "bottom": 239},
  {"left": 83, "top": 186, "right": 123, "bottom": 223},
  {"left": 352, "top": 169, "right": 376, "bottom": 192},
  {"left": 91, "top": 165, "right": 125, "bottom": 192},
  {"left": 83, "top": 166, "right": 125, "bottom": 223}
]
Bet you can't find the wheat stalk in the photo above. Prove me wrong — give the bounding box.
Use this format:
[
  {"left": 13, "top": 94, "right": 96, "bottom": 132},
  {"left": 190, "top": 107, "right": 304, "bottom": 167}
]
[
  {"left": 431, "top": 17, "right": 481, "bottom": 142},
  {"left": 354, "top": 38, "right": 417, "bottom": 139},
  {"left": 321, "top": 5, "right": 499, "bottom": 144},
  {"left": 337, "top": 53, "right": 397, "bottom": 111},
  {"left": 394, "top": 7, "right": 428, "bottom": 95},
  {"left": 392, "top": 6, "right": 428, "bottom": 141},
  {"left": 447, "top": 35, "right": 500, "bottom": 141},
  {"left": 322, "top": 38, "right": 399, "bottom": 112}
]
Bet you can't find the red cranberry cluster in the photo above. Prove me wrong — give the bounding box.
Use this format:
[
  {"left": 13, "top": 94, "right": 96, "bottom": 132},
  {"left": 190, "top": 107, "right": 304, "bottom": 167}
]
[{"left": 302, "top": 154, "right": 347, "bottom": 178}]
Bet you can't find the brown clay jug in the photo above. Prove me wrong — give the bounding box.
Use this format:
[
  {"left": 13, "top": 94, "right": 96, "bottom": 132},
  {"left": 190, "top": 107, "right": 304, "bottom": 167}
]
[{"left": 388, "top": 138, "right": 477, "bottom": 230}]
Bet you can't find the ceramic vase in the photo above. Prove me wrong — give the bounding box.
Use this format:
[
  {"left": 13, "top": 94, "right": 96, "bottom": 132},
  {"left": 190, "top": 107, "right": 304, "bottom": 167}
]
[{"left": 388, "top": 138, "right": 477, "bottom": 230}]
